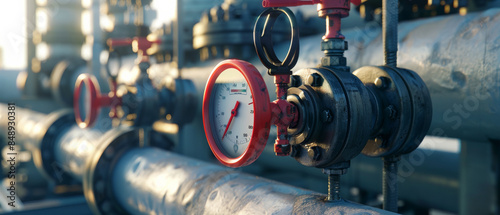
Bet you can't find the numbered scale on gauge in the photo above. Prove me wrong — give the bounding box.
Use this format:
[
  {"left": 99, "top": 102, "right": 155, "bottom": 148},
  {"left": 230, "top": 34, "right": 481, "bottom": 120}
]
[
  {"left": 212, "top": 81, "right": 254, "bottom": 157},
  {"left": 203, "top": 60, "right": 272, "bottom": 167}
]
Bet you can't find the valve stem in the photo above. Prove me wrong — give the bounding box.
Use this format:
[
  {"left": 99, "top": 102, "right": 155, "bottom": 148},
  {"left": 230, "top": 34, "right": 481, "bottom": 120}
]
[
  {"left": 323, "top": 162, "right": 349, "bottom": 202},
  {"left": 327, "top": 173, "right": 341, "bottom": 201},
  {"left": 383, "top": 0, "right": 398, "bottom": 67}
]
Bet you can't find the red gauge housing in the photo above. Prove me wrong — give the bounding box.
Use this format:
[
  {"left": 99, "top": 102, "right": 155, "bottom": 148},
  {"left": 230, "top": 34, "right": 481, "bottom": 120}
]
[{"left": 203, "top": 60, "right": 272, "bottom": 167}]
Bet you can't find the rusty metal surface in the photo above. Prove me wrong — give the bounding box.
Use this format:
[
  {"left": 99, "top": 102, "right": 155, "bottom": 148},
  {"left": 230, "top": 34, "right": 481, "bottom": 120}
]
[{"left": 112, "top": 147, "right": 395, "bottom": 215}]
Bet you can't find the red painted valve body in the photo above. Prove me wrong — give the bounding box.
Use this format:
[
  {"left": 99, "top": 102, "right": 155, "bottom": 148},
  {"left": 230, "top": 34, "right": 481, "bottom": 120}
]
[
  {"left": 73, "top": 74, "right": 122, "bottom": 128},
  {"left": 262, "top": 0, "right": 360, "bottom": 39},
  {"left": 107, "top": 37, "right": 161, "bottom": 62},
  {"left": 270, "top": 75, "right": 299, "bottom": 156}
]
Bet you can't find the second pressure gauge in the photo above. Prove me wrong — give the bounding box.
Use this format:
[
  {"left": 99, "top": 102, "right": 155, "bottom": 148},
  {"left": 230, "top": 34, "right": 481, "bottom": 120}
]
[{"left": 203, "top": 60, "right": 271, "bottom": 167}]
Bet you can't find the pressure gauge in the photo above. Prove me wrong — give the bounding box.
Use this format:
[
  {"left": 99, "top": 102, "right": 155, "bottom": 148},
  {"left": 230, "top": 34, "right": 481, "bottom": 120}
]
[{"left": 203, "top": 60, "right": 271, "bottom": 167}]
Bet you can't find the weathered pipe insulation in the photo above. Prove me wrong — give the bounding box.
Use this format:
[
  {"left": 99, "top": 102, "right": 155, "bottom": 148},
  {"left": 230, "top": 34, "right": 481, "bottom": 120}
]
[{"left": 112, "top": 147, "right": 396, "bottom": 215}]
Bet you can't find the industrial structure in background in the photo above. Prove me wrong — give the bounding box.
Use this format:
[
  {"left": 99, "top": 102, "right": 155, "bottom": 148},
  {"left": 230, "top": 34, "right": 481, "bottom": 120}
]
[{"left": 0, "top": 0, "right": 499, "bottom": 214}]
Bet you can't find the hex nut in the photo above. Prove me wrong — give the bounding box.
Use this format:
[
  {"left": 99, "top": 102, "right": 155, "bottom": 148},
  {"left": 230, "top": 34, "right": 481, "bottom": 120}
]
[
  {"left": 323, "top": 168, "right": 348, "bottom": 175},
  {"left": 321, "top": 56, "right": 346, "bottom": 67},
  {"left": 321, "top": 39, "right": 347, "bottom": 51},
  {"left": 290, "top": 75, "right": 302, "bottom": 87},
  {"left": 307, "top": 73, "right": 324, "bottom": 87},
  {"left": 307, "top": 146, "right": 321, "bottom": 161}
]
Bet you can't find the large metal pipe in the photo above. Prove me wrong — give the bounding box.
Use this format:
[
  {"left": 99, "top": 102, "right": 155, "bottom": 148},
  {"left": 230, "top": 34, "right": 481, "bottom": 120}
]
[
  {"left": 345, "top": 9, "right": 500, "bottom": 142},
  {"left": 111, "top": 147, "right": 394, "bottom": 215},
  {"left": 0, "top": 103, "right": 108, "bottom": 182},
  {"left": 53, "top": 125, "right": 104, "bottom": 181},
  {"left": 0, "top": 70, "right": 23, "bottom": 102},
  {"left": 254, "top": 141, "right": 460, "bottom": 213}
]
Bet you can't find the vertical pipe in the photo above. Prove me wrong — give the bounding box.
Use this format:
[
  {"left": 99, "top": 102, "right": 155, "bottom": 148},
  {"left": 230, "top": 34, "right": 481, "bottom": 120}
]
[
  {"left": 382, "top": 156, "right": 399, "bottom": 212},
  {"left": 91, "top": 0, "right": 103, "bottom": 77},
  {"left": 459, "top": 141, "right": 495, "bottom": 214},
  {"left": 382, "top": 0, "right": 398, "bottom": 67},
  {"left": 382, "top": 0, "right": 399, "bottom": 212},
  {"left": 493, "top": 143, "right": 500, "bottom": 215},
  {"left": 174, "top": 0, "right": 184, "bottom": 76},
  {"left": 327, "top": 174, "right": 341, "bottom": 201},
  {"left": 24, "top": 0, "right": 38, "bottom": 97}
]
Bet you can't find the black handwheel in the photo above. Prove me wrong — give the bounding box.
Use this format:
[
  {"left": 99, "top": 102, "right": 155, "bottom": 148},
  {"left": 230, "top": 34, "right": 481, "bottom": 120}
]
[{"left": 253, "top": 7, "right": 300, "bottom": 75}]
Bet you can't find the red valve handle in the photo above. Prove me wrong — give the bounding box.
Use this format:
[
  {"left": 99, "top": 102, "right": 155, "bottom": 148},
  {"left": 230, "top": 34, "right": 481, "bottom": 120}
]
[
  {"left": 107, "top": 37, "right": 161, "bottom": 55},
  {"left": 262, "top": 0, "right": 360, "bottom": 40},
  {"left": 73, "top": 74, "right": 121, "bottom": 128},
  {"left": 262, "top": 0, "right": 361, "bottom": 7},
  {"left": 262, "top": 0, "right": 319, "bottom": 7}
]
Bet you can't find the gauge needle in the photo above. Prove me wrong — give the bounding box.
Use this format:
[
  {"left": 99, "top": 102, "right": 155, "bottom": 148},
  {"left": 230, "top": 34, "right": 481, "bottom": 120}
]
[{"left": 222, "top": 101, "right": 240, "bottom": 140}]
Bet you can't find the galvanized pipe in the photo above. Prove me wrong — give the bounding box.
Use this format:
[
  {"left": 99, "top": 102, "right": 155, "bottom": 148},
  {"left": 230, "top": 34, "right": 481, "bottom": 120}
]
[
  {"left": 382, "top": 0, "right": 398, "bottom": 67},
  {"left": 382, "top": 157, "right": 399, "bottom": 212},
  {"left": 0, "top": 103, "right": 50, "bottom": 150},
  {"left": 111, "top": 147, "right": 395, "bottom": 215},
  {"left": 53, "top": 125, "right": 104, "bottom": 181},
  {"left": 382, "top": 0, "right": 400, "bottom": 211},
  {"left": 0, "top": 103, "right": 107, "bottom": 182}
]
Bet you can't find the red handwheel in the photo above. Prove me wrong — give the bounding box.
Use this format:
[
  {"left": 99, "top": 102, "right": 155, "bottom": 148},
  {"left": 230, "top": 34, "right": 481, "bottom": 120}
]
[
  {"left": 203, "top": 60, "right": 272, "bottom": 167},
  {"left": 73, "top": 74, "right": 118, "bottom": 128}
]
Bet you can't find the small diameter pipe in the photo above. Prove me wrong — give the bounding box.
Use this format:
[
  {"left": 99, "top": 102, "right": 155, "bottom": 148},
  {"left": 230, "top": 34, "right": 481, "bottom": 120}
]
[
  {"left": 382, "top": 0, "right": 399, "bottom": 212},
  {"left": 382, "top": 156, "right": 400, "bottom": 212},
  {"left": 382, "top": 0, "right": 398, "bottom": 67},
  {"left": 327, "top": 174, "right": 341, "bottom": 201}
]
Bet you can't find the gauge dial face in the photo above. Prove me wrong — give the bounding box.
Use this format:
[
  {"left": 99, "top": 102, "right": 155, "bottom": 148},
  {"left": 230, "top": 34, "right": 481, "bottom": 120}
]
[
  {"left": 203, "top": 59, "right": 271, "bottom": 167},
  {"left": 210, "top": 68, "right": 255, "bottom": 158}
]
